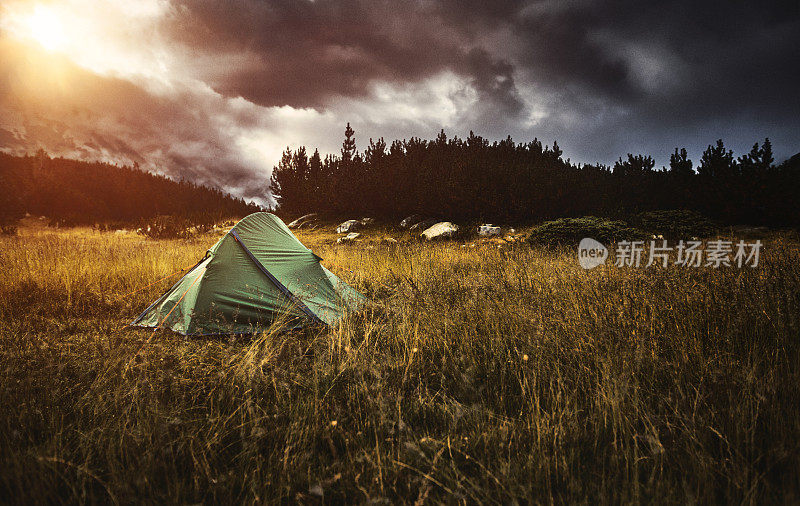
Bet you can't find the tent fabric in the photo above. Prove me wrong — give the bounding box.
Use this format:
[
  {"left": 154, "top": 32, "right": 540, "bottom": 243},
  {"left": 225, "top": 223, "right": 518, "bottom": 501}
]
[{"left": 132, "top": 212, "right": 364, "bottom": 335}]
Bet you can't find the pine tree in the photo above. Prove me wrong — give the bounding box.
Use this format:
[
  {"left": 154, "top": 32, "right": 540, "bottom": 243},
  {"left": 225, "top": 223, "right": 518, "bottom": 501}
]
[
  {"left": 669, "top": 148, "right": 694, "bottom": 175},
  {"left": 760, "top": 138, "right": 774, "bottom": 170},
  {"left": 268, "top": 148, "right": 298, "bottom": 213},
  {"left": 291, "top": 147, "right": 310, "bottom": 211},
  {"left": 613, "top": 154, "right": 655, "bottom": 175},
  {"left": 435, "top": 129, "right": 447, "bottom": 146},
  {"left": 308, "top": 148, "right": 323, "bottom": 208},
  {"left": 334, "top": 123, "right": 358, "bottom": 213},
  {"left": 699, "top": 139, "right": 736, "bottom": 178},
  {"left": 341, "top": 122, "right": 356, "bottom": 163}
]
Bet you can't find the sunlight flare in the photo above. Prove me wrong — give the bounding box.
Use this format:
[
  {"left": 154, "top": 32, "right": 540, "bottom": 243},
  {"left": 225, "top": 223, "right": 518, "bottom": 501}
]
[
  {"left": 23, "top": 4, "right": 66, "bottom": 51},
  {"left": 1, "top": 0, "right": 174, "bottom": 84}
]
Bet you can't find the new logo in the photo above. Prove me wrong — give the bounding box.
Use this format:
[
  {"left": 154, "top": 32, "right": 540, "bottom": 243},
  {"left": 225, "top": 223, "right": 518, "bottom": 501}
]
[{"left": 578, "top": 237, "right": 608, "bottom": 269}]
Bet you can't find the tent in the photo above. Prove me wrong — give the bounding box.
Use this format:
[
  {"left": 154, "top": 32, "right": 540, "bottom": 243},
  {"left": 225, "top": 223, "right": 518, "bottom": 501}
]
[{"left": 132, "top": 212, "right": 364, "bottom": 335}]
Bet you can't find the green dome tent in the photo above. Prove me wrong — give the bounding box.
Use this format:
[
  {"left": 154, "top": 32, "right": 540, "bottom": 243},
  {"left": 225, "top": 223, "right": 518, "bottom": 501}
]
[{"left": 132, "top": 212, "right": 364, "bottom": 335}]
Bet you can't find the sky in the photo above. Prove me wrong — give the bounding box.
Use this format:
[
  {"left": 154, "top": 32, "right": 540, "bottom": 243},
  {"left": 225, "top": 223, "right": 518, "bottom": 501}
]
[{"left": 0, "top": 0, "right": 798, "bottom": 205}]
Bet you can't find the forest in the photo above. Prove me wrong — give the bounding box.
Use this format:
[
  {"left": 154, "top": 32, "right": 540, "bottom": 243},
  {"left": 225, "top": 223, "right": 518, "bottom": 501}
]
[
  {"left": 271, "top": 124, "right": 800, "bottom": 227},
  {"left": 3, "top": 128, "right": 798, "bottom": 231},
  {"left": 0, "top": 150, "right": 260, "bottom": 228}
]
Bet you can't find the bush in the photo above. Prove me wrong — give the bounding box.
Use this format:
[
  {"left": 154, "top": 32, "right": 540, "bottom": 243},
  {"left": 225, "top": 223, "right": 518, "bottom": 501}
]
[
  {"left": 138, "top": 215, "right": 191, "bottom": 239},
  {"left": 93, "top": 222, "right": 129, "bottom": 232},
  {"left": 634, "top": 210, "right": 716, "bottom": 239},
  {"left": 527, "top": 216, "right": 648, "bottom": 247},
  {"left": 0, "top": 224, "right": 17, "bottom": 236},
  {"left": 137, "top": 214, "right": 226, "bottom": 239}
]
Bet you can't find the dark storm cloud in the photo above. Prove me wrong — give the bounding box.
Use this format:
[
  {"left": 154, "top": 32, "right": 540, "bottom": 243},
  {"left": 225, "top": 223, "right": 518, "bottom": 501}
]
[
  {"left": 169, "top": 0, "right": 634, "bottom": 105},
  {"left": 170, "top": 0, "right": 799, "bottom": 160},
  {"left": 169, "top": 0, "right": 524, "bottom": 113},
  {"left": 512, "top": 0, "right": 800, "bottom": 162}
]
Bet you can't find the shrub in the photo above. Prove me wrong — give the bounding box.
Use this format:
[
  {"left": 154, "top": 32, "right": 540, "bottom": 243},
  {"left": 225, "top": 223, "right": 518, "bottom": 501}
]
[
  {"left": 527, "top": 216, "right": 648, "bottom": 247},
  {"left": 0, "top": 224, "right": 17, "bottom": 236},
  {"left": 138, "top": 215, "right": 191, "bottom": 239},
  {"left": 635, "top": 210, "right": 716, "bottom": 239},
  {"left": 137, "top": 214, "right": 227, "bottom": 239},
  {"left": 93, "top": 222, "right": 129, "bottom": 232}
]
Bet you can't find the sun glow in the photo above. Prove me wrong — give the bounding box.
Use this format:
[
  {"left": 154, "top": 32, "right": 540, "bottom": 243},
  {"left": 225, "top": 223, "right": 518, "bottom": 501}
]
[
  {"left": 23, "top": 5, "right": 66, "bottom": 51},
  {"left": 1, "top": 0, "right": 175, "bottom": 87}
]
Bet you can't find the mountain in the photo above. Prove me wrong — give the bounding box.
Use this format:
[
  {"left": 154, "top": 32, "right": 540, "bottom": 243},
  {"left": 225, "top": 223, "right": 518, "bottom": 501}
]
[{"left": 0, "top": 151, "right": 261, "bottom": 227}]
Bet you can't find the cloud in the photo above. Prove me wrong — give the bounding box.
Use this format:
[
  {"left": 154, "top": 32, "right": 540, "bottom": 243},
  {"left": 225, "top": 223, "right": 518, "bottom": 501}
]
[
  {"left": 0, "top": 38, "right": 274, "bottom": 203},
  {"left": 163, "top": 0, "right": 800, "bottom": 159},
  {"left": 0, "top": 0, "right": 798, "bottom": 205},
  {"left": 166, "top": 0, "right": 523, "bottom": 112}
]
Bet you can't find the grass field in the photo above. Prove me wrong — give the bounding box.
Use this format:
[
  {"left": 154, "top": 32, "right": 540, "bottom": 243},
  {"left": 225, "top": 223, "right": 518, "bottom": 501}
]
[{"left": 1, "top": 221, "right": 799, "bottom": 503}]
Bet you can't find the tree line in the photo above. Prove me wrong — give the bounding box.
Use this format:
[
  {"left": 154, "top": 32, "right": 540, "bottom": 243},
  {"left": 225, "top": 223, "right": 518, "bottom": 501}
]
[
  {"left": 0, "top": 151, "right": 260, "bottom": 228},
  {"left": 270, "top": 124, "right": 800, "bottom": 227}
]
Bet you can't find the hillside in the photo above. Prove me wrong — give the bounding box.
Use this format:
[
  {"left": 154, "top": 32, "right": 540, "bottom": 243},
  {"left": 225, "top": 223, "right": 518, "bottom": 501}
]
[{"left": 0, "top": 151, "right": 261, "bottom": 227}]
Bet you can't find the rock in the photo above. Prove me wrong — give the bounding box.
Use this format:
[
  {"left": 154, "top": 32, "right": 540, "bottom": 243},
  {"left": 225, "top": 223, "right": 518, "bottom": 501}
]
[
  {"left": 287, "top": 213, "right": 318, "bottom": 228},
  {"left": 409, "top": 218, "right": 438, "bottom": 232},
  {"left": 478, "top": 224, "right": 501, "bottom": 236},
  {"left": 309, "top": 484, "right": 324, "bottom": 497},
  {"left": 380, "top": 237, "right": 398, "bottom": 245},
  {"left": 400, "top": 214, "right": 422, "bottom": 228},
  {"left": 336, "top": 220, "right": 362, "bottom": 234},
  {"left": 360, "top": 217, "right": 375, "bottom": 226},
  {"left": 337, "top": 232, "right": 360, "bottom": 243},
  {"left": 297, "top": 218, "right": 321, "bottom": 229},
  {"left": 421, "top": 222, "right": 459, "bottom": 240}
]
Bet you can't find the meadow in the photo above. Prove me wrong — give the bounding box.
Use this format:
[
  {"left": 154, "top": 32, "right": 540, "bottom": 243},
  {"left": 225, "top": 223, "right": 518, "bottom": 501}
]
[{"left": 0, "top": 220, "right": 798, "bottom": 504}]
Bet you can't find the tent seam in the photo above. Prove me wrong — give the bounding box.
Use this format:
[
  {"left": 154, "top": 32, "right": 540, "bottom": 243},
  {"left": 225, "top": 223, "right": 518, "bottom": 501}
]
[{"left": 230, "top": 230, "right": 325, "bottom": 325}]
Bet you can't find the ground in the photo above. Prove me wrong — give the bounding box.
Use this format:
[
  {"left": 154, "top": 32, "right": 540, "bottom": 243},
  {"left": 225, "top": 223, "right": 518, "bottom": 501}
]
[{"left": 0, "top": 218, "right": 798, "bottom": 503}]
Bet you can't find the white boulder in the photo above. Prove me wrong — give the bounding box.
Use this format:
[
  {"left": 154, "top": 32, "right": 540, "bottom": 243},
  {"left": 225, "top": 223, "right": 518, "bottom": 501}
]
[
  {"left": 336, "top": 220, "right": 362, "bottom": 233},
  {"left": 409, "top": 218, "right": 437, "bottom": 231},
  {"left": 421, "top": 222, "right": 459, "bottom": 240},
  {"left": 400, "top": 214, "right": 422, "bottom": 228},
  {"left": 478, "top": 224, "right": 501, "bottom": 236},
  {"left": 287, "top": 213, "right": 318, "bottom": 228},
  {"left": 337, "top": 232, "right": 360, "bottom": 243}
]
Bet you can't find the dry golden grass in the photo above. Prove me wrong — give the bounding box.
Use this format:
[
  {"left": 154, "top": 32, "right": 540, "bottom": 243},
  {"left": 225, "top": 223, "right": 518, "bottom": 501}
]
[{"left": 0, "top": 222, "right": 798, "bottom": 503}]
